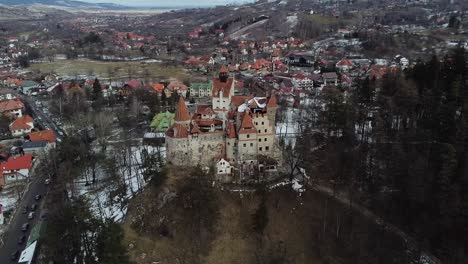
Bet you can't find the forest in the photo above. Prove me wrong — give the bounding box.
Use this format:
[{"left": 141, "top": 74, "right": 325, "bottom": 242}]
[{"left": 293, "top": 47, "right": 468, "bottom": 263}]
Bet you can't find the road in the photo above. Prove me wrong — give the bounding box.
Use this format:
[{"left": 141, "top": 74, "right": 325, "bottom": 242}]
[
  {"left": 0, "top": 172, "right": 48, "bottom": 263},
  {"left": 0, "top": 92, "right": 61, "bottom": 263},
  {"left": 21, "top": 96, "right": 65, "bottom": 140}
]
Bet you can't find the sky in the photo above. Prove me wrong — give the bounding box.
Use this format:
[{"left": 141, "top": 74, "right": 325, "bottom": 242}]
[{"left": 82, "top": 0, "right": 255, "bottom": 7}]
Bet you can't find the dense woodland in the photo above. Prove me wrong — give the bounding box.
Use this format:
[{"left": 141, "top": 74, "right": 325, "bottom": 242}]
[{"left": 293, "top": 47, "right": 468, "bottom": 263}]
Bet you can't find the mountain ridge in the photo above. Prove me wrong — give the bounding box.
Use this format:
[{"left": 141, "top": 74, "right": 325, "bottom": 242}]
[{"left": 0, "top": 0, "right": 128, "bottom": 10}]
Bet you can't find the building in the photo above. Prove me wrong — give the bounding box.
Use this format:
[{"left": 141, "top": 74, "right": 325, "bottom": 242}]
[
  {"left": 0, "top": 154, "right": 33, "bottom": 185},
  {"left": 21, "top": 141, "right": 49, "bottom": 156},
  {"left": 28, "top": 130, "right": 57, "bottom": 148},
  {"left": 336, "top": 59, "right": 354, "bottom": 72},
  {"left": 0, "top": 99, "right": 24, "bottom": 118},
  {"left": 189, "top": 82, "right": 213, "bottom": 98},
  {"left": 9, "top": 115, "right": 34, "bottom": 137},
  {"left": 165, "top": 66, "right": 280, "bottom": 182}
]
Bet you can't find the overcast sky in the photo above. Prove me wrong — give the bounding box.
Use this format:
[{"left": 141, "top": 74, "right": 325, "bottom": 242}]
[{"left": 82, "top": 0, "right": 255, "bottom": 7}]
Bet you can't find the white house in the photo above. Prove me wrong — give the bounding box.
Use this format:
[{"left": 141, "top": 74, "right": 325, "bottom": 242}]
[
  {"left": 9, "top": 115, "right": 34, "bottom": 137},
  {"left": 216, "top": 158, "right": 232, "bottom": 180},
  {"left": 1, "top": 154, "right": 33, "bottom": 185}
]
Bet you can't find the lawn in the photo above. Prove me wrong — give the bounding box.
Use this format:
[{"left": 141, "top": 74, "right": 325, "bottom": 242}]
[{"left": 30, "top": 59, "right": 188, "bottom": 81}]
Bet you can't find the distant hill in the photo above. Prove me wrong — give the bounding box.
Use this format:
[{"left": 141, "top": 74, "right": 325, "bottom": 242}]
[{"left": 0, "top": 0, "right": 128, "bottom": 10}]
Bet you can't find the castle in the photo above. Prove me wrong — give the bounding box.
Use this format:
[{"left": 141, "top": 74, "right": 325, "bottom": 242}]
[{"left": 165, "top": 65, "right": 280, "bottom": 182}]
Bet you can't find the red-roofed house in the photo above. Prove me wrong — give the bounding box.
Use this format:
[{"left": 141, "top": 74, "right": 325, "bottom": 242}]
[
  {"left": 28, "top": 130, "right": 57, "bottom": 148},
  {"left": 1, "top": 154, "right": 33, "bottom": 184},
  {"left": 167, "top": 81, "right": 188, "bottom": 98},
  {"left": 0, "top": 99, "right": 24, "bottom": 118},
  {"left": 336, "top": 59, "right": 354, "bottom": 72},
  {"left": 9, "top": 115, "right": 34, "bottom": 137}
]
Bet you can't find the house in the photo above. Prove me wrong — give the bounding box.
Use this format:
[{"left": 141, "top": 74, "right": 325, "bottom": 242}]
[
  {"left": 0, "top": 99, "right": 24, "bottom": 118},
  {"left": 216, "top": 158, "right": 232, "bottom": 182},
  {"left": 1, "top": 154, "right": 33, "bottom": 185},
  {"left": 189, "top": 82, "right": 213, "bottom": 98},
  {"left": 336, "top": 59, "right": 354, "bottom": 72},
  {"left": 167, "top": 81, "right": 188, "bottom": 98},
  {"left": 28, "top": 130, "right": 56, "bottom": 148},
  {"left": 9, "top": 115, "right": 34, "bottom": 137},
  {"left": 151, "top": 83, "right": 165, "bottom": 95},
  {"left": 20, "top": 81, "right": 38, "bottom": 95},
  {"left": 293, "top": 73, "right": 314, "bottom": 90},
  {"left": 322, "top": 72, "right": 338, "bottom": 86},
  {"left": 21, "top": 141, "right": 49, "bottom": 156}
]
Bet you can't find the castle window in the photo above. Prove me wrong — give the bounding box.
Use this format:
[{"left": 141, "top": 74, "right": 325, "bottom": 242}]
[
  {"left": 247, "top": 134, "right": 250, "bottom": 138},
  {"left": 255, "top": 122, "right": 258, "bottom": 125},
  {"left": 262, "top": 122, "right": 264, "bottom": 125},
  {"left": 243, "top": 143, "right": 246, "bottom": 147},
  {"left": 264, "top": 129, "right": 267, "bottom": 133},
  {"left": 258, "top": 139, "right": 261, "bottom": 142},
  {"left": 234, "top": 143, "right": 237, "bottom": 147},
  {"left": 259, "top": 147, "right": 262, "bottom": 151},
  {"left": 258, "top": 130, "right": 261, "bottom": 133},
  {"left": 250, "top": 143, "right": 253, "bottom": 147},
  {"left": 264, "top": 138, "right": 267, "bottom": 142},
  {"left": 266, "top": 146, "right": 269, "bottom": 151}
]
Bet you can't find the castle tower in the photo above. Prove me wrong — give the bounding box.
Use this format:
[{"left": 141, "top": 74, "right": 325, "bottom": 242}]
[
  {"left": 266, "top": 94, "right": 278, "bottom": 124},
  {"left": 219, "top": 64, "right": 229, "bottom": 83},
  {"left": 174, "top": 97, "right": 191, "bottom": 128}
]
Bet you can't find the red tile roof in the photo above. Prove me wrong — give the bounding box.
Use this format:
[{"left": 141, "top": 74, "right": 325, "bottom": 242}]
[
  {"left": 337, "top": 59, "right": 354, "bottom": 67},
  {"left": 227, "top": 122, "right": 236, "bottom": 138},
  {"left": 219, "top": 64, "right": 228, "bottom": 73},
  {"left": 174, "top": 97, "right": 191, "bottom": 122},
  {"left": 151, "top": 83, "right": 165, "bottom": 93},
  {"left": 212, "top": 78, "right": 234, "bottom": 98},
  {"left": 28, "top": 130, "right": 56, "bottom": 143},
  {"left": 126, "top": 79, "right": 141, "bottom": 89},
  {"left": 191, "top": 123, "right": 201, "bottom": 134},
  {"left": 267, "top": 94, "right": 278, "bottom": 108},
  {"left": 196, "top": 105, "right": 215, "bottom": 116},
  {"left": 10, "top": 115, "right": 33, "bottom": 131},
  {"left": 231, "top": 96, "right": 253, "bottom": 107},
  {"left": 0, "top": 99, "right": 24, "bottom": 112},
  {"left": 240, "top": 112, "right": 254, "bottom": 129},
  {"left": 167, "top": 81, "right": 188, "bottom": 91},
  {"left": 1, "top": 154, "right": 33, "bottom": 171}
]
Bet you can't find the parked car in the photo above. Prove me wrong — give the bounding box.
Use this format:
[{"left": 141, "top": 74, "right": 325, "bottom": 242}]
[
  {"left": 22, "top": 206, "right": 27, "bottom": 214},
  {"left": 31, "top": 204, "right": 37, "bottom": 211},
  {"left": 28, "top": 212, "right": 35, "bottom": 219},
  {"left": 35, "top": 194, "right": 41, "bottom": 200},
  {"left": 44, "top": 178, "right": 50, "bottom": 185},
  {"left": 21, "top": 223, "right": 29, "bottom": 232},
  {"left": 17, "top": 235, "right": 25, "bottom": 244}
]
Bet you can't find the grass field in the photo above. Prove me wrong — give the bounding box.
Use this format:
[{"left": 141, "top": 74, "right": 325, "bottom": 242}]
[
  {"left": 30, "top": 59, "right": 188, "bottom": 80},
  {"left": 306, "top": 14, "right": 360, "bottom": 28}
]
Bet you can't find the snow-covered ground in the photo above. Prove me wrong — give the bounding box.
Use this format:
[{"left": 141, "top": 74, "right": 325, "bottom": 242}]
[
  {"left": 0, "top": 184, "right": 25, "bottom": 212},
  {"left": 70, "top": 145, "right": 165, "bottom": 222}
]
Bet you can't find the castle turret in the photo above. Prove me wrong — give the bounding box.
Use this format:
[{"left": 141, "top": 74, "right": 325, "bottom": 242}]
[
  {"left": 219, "top": 64, "right": 229, "bottom": 83},
  {"left": 266, "top": 94, "right": 278, "bottom": 124},
  {"left": 174, "top": 97, "right": 191, "bottom": 128}
]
